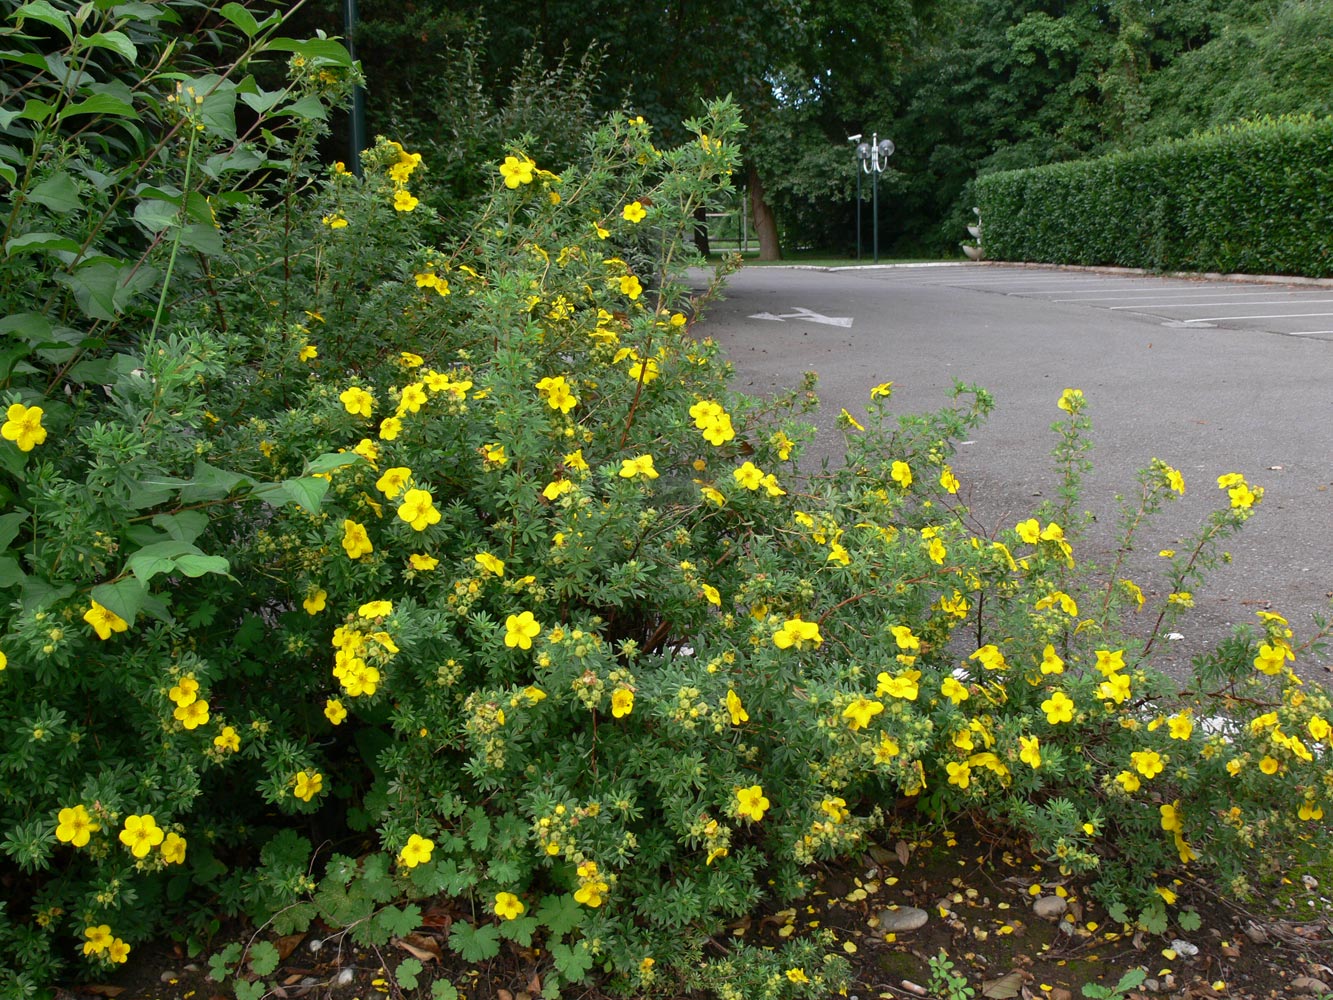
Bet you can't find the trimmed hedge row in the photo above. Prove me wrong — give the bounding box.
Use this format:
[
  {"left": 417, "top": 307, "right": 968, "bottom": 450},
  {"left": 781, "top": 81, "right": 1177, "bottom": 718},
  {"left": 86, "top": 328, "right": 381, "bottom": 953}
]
[{"left": 975, "top": 116, "right": 1333, "bottom": 277}]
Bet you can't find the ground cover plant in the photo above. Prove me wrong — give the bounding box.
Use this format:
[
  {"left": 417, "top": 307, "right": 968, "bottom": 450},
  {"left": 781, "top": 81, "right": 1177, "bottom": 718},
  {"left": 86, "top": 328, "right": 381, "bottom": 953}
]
[{"left": 1, "top": 3, "right": 1330, "bottom": 998}]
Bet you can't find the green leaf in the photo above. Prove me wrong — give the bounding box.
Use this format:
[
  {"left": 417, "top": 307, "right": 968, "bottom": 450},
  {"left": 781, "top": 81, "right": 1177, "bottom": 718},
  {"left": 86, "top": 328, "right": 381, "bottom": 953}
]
[
  {"left": 12, "top": 0, "right": 72, "bottom": 39},
  {"left": 447, "top": 922, "right": 500, "bottom": 963},
  {"left": 305, "top": 452, "right": 364, "bottom": 475},
  {"left": 1177, "top": 908, "right": 1202, "bottom": 932},
  {"left": 0, "top": 510, "right": 28, "bottom": 550},
  {"left": 4, "top": 232, "right": 82, "bottom": 255},
  {"left": 80, "top": 29, "right": 136, "bottom": 61},
  {"left": 247, "top": 940, "right": 280, "bottom": 977},
  {"left": 430, "top": 982, "right": 459, "bottom": 1000},
  {"left": 179, "top": 460, "right": 253, "bottom": 503},
  {"left": 151, "top": 510, "right": 209, "bottom": 544},
  {"left": 58, "top": 94, "right": 138, "bottom": 120},
  {"left": 253, "top": 476, "right": 328, "bottom": 513},
  {"left": 173, "top": 553, "right": 231, "bottom": 578},
  {"left": 234, "top": 980, "right": 266, "bottom": 1000},
  {"left": 133, "top": 198, "right": 178, "bottom": 233},
  {"left": 218, "top": 2, "right": 259, "bottom": 37},
  {"left": 394, "top": 957, "right": 422, "bottom": 990},
  {"left": 549, "top": 940, "right": 593, "bottom": 982},
  {"left": 263, "top": 37, "right": 353, "bottom": 66},
  {"left": 0, "top": 555, "right": 25, "bottom": 589},
  {"left": 16, "top": 99, "right": 55, "bottom": 124},
  {"left": 535, "top": 894, "right": 582, "bottom": 938},
  {"left": 280, "top": 94, "right": 327, "bottom": 120},
  {"left": 57, "top": 260, "right": 122, "bottom": 321},
  {"left": 497, "top": 915, "right": 538, "bottom": 947},
  {"left": 90, "top": 576, "right": 145, "bottom": 625},
  {"left": 179, "top": 222, "right": 223, "bottom": 255},
  {"left": 375, "top": 903, "right": 421, "bottom": 939},
  {"left": 27, "top": 172, "right": 80, "bottom": 213}
]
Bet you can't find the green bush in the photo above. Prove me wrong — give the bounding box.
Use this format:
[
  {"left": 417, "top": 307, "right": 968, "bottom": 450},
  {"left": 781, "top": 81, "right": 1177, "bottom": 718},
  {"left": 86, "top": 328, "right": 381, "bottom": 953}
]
[
  {"left": 2, "top": 4, "right": 1331, "bottom": 998},
  {"left": 975, "top": 115, "right": 1333, "bottom": 276}
]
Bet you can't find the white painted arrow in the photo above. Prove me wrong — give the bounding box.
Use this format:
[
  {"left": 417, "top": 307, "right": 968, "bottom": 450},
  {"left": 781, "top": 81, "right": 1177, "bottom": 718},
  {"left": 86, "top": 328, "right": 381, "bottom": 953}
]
[{"left": 748, "top": 306, "right": 853, "bottom": 328}]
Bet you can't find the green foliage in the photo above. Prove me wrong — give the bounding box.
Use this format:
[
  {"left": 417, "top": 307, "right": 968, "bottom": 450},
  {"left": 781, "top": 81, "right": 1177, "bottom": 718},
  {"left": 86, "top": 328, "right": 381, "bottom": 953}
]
[
  {"left": 2, "top": 2, "right": 1332, "bottom": 996},
  {"left": 928, "top": 947, "right": 975, "bottom": 999},
  {"left": 976, "top": 114, "right": 1333, "bottom": 276},
  {"left": 1082, "top": 967, "right": 1147, "bottom": 999}
]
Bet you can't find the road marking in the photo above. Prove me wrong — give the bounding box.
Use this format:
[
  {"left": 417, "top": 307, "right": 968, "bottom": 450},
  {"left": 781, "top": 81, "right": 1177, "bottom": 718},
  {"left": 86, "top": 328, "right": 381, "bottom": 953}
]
[
  {"left": 748, "top": 306, "right": 853, "bottom": 328},
  {"left": 1112, "top": 297, "right": 1333, "bottom": 311},
  {"left": 1287, "top": 330, "right": 1333, "bottom": 336},
  {"left": 1181, "top": 311, "right": 1333, "bottom": 324},
  {"left": 1051, "top": 289, "right": 1292, "bottom": 302}
]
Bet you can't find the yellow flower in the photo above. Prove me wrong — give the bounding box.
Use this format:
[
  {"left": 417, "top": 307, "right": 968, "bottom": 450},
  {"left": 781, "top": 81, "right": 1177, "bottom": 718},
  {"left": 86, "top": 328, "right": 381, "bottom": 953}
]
[
  {"left": 1019, "top": 735, "right": 1041, "bottom": 769},
  {"left": 378, "top": 415, "right": 403, "bottom": 440},
  {"left": 840, "top": 408, "right": 865, "bottom": 431},
  {"left": 1094, "top": 649, "right": 1126, "bottom": 676},
  {"left": 396, "top": 382, "right": 428, "bottom": 415},
  {"left": 773, "top": 617, "right": 822, "bottom": 650},
  {"left": 398, "top": 488, "right": 441, "bottom": 531},
  {"left": 1097, "top": 673, "right": 1131, "bottom": 704},
  {"left": 611, "top": 688, "right": 634, "bottom": 718},
  {"left": 504, "top": 611, "right": 542, "bottom": 650},
  {"left": 870, "top": 381, "right": 894, "bottom": 399},
  {"left": 1131, "top": 749, "right": 1164, "bottom": 778},
  {"left": 735, "top": 784, "right": 769, "bottom": 821},
  {"left": 494, "top": 892, "right": 525, "bottom": 920},
  {"left": 733, "top": 461, "right": 764, "bottom": 490},
  {"left": 499, "top": 155, "right": 535, "bottom": 188},
  {"left": 725, "top": 689, "right": 748, "bottom": 725},
  {"left": 1167, "top": 713, "right": 1193, "bottom": 740},
  {"left": 1036, "top": 645, "right": 1064, "bottom": 675},
  {"left": 785, "top": 968, "right": 810, "bottom": 984},
  {"left": 1259, "top": 755, "right": 1279, "bottom": 775},
  {"left": 1041, "top": 690, "right": 1075, "bottom": 725},
  {"left": 842, "top": 697, "right": 884, "bottom": 730},
  {"left": 2, "top": 403, "right": 47, "bottom": 452},
  {"left": 619, "top": 274, "right": 643, "bottom": 299},
  {"left": 536, "top": 375, "right": 578, "bottom": 413},
  {"left": 293, "top": 771, "right": 323, "bottom": 802},
  {"left": 622, "top": 200, "right": 647, "bottom": 223},
  {"left": 161, "top": 832, "right": 187, "bottom": 865},
  {"left": 939, "top": 465, "right": 960, "bottom": 494},
  {"left": 341, "top": 520, "right": 373, "bottom": 559},
  {"left": 303, "top": 588, "right": 327, "bottom": 614},
  {"left": 941, "top": 676, "right": 970, "bottom": 705},
  {"left": 213, "top": 725, "right": 240, "bottom": 752},
  {"left": 475, "top": 552, "right": 505, "bottom": 577},
  {"left": 83, "top": 600, "right": 129, "bottom": 640},
  {"left": 339, "top": 386, "right": 374, "bottom": 417},
  {"left": 119, "top": 814, "right": 165, "bottom": 858},
  {"left": 482, "top": 442, "right": 508, "bottom": 466},
  {"left": 83, "top": 925, "right": 113, "bottom": 956},
  {"left": 1299, "top": 799, "right": 1324, "bottom": 821},
  {"left": 322, "top": 213, "right": 348, "bottom": 229},
  {"left": 325, "top": 698, "right": 347, "bottom": 725},
  {"left": 543, "top": 479, "right": 573, "bottom": 501},
  {"left": 399, "top": 833, "right": 434, "bottom": 868},
  {"left": 876, "top": 670, "right": 920, "bottom": 701},
  {"left": 393, "top": 189, "right": 419, "bottom": 212},
  {"left": 1115, "top": 770, "right": 1141, "bottom": 792},
  {"left": 702, "top": 583, "right": 721, "bottom": 606},
  {"left": 946, "top": 761, "right": 972, "bottom": 788},
  {"left": 410, "top": 553, "right": 438, "bottom": 571},
  {"left": 55, "top": 805, "right": 99, "bottom": 848},
  {"left": 890, "top": 460, "right": 912, "bottom": 488},
  {"left": 1057, "top": 387, "right": 1084, "bottom": 413},
  {"left": 619, "top": 454, "right": 659, "bottom": 480},
  {"left": 168, "top": 676, "right": 199, "bottom": 707},
  {"left": 1253, "top": 643, "right": 1288, "bottom": 675},
  {"left": 174, "top": 698, "right": 209, "bottom": 729},
  {"left": 969, "top": 644, "right": 1007, "bottom": 671}
]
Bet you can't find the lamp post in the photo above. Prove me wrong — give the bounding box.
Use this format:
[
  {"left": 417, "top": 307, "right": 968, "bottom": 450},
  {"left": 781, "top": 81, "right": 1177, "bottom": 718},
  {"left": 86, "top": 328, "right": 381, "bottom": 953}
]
[{"left": 854, "top": 133, "right": 895, "bottom": 263}]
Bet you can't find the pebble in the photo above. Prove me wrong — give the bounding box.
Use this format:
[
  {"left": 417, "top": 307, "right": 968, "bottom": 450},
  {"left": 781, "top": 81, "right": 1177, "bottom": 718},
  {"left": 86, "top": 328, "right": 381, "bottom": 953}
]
[
  {"left": 1032, "top": 894, "right": 1067, "bottom": 919},
  {"left": 1293, "top": 977, "right": 1333, "bottom": 994},
  {"left": 159, "top": 971, "right": 179, "bottom": 983},
  {"left": 877, "top": 905, "right": 928, "bottom": 932},
  {"left": 1170, "top": 938, "right": 1198, "bottom": 957}
]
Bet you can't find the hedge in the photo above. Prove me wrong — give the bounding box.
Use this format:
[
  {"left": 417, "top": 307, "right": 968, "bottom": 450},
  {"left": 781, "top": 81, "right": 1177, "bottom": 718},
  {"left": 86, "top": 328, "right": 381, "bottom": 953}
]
[{"left": 975, "top": 116, "right": 1333, "bottom": 277}]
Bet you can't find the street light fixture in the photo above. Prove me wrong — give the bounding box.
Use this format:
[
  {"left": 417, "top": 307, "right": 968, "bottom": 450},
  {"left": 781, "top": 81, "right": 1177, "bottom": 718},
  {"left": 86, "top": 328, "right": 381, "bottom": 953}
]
[{"left": 853, "top": 132, "right": 895, "bottom": 262}]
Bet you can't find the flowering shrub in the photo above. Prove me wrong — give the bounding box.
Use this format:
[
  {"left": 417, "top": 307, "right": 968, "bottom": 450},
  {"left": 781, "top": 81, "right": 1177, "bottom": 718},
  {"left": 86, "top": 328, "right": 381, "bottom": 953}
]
[{"left": 1, "top": 5, "right": 1330, "bottom": 997}]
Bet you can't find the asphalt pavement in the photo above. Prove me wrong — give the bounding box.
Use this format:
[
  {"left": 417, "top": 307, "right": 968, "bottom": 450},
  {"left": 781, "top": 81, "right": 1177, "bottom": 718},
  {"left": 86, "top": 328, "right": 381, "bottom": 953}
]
[{"left": 693, "top": 262, "right": 1333, "bottom": 683}]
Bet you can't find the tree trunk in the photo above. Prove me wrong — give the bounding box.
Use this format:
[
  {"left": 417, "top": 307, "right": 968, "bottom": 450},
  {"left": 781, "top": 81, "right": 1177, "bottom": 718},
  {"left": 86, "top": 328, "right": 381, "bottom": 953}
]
[
  {"left": 693, "top": 205, "right": 711, "bottom": 257},
  {"left": 748, "top": 164, "right": 781, "bottom": 261}
]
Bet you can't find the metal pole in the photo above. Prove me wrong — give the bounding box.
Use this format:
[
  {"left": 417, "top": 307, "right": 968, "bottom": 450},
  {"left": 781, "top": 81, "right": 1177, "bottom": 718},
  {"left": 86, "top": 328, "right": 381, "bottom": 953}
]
[
  {"left": 856, "top": 162, "right": 862, "bottom": 261},
  {"left": 343, "top": 0, "right": 366, "bottom": 177},
  {"left": 872, "top": 133, "right": 879, "bottom": 264}
]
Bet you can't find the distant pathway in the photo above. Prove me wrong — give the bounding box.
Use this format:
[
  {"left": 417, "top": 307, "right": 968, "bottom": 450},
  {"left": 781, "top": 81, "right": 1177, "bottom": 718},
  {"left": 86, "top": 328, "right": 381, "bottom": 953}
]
[{"left": 696, "top": 263, "right": 1333, "bottom": 683}]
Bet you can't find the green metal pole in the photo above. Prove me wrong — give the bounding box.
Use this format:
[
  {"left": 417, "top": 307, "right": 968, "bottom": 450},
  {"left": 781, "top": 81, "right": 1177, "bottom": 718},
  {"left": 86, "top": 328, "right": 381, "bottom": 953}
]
[{"left": 343, "top": 0, "right": 366, "bottom": 177}]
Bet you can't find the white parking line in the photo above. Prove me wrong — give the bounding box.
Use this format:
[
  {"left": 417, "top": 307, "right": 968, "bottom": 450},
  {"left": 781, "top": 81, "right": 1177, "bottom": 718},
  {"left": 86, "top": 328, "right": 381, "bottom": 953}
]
[
  {"left": 1052, "top": 289, "right": 1295, "bottom": 302},
  {"left": 1182, "top": 311, "right": 1333, "bottom": 324},
  {"left": 1287, "top": 330, "right": 1333, "bottom": 336},
  {"left": 1111, "top": 298, "right": 1333, "bottom": 310}
]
